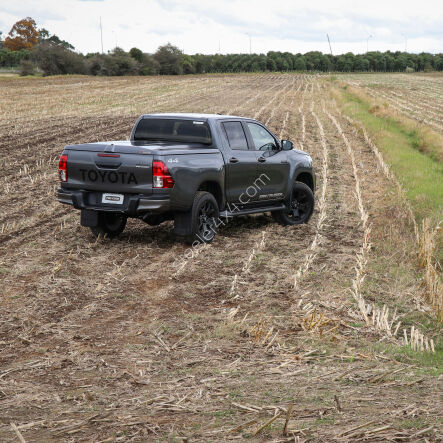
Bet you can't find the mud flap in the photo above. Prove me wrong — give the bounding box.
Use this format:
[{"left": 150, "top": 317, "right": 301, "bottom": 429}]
[
  {"left": 173, "top": 211, "right": 192, "bottom": 236},
  {"left": 81, "top": 209, "right": 99, "bottom": 227}
]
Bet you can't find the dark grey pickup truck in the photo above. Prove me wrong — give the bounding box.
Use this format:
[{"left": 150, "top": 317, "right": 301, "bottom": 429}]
[{"left": 58, "top": 113, "right": 315, "bottom": 244}]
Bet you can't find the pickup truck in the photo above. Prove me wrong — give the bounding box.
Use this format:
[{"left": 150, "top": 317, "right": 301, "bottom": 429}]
[{"left": 57, "top": 113, "right": 315, "bottom": 244}]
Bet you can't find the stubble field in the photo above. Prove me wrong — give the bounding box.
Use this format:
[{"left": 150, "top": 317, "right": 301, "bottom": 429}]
[
  {"left": 0, "top": 72, "right": 442, "bottom": 442},
  {"left": 342, "top": 72, "right": 443, "bottom": 134}
]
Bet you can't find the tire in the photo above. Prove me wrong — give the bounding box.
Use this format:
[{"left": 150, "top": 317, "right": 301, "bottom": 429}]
[
  {"left": 90, "top": 211, "right": 127, "bottom": 238},
  {"left": 272, "top": 181, "right": 314, "bottom": 226},
  {"left": 184, "top": 191, "right": 219, "bottom": 245}
]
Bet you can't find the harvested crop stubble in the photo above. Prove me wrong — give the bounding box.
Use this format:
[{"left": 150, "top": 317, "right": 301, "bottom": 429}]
[
  {"left": 0, "top": 73, "right": 441, "bottom": 442},
  {"left": 328, "top": 101, "right": 437, "bottom": 351}
]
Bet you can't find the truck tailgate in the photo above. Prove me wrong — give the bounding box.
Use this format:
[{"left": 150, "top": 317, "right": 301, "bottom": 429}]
[{"left": 66, "top": 148, "right": 153, "bottom": 194}]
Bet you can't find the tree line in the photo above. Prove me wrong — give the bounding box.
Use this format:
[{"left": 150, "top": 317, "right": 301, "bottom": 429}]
[{"left": 1, "top": 17, "right": 442, "bottom": 76}]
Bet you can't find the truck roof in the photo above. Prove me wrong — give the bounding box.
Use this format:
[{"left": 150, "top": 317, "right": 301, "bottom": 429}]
[{"left": 141, "top": 113, "right": 251, "bottom": 121}]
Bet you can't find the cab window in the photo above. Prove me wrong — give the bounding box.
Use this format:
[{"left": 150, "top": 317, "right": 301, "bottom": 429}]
[
  {"left": 223, "top": 122, "right": 248, "bottom": 150},
  {"left": 247, "top": 122, "right": 277, "bottom": 151}
]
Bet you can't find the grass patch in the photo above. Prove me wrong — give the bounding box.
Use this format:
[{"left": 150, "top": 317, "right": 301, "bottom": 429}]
[
  {"left": 333, "top": 85, "right": 443, "bottom": 260},
  {"left": 370, "top": 341, "right": 443, "bottom": 373},
  {"left": 313, "top": 416, "right": 336, "bottom": 427},
  {"left": 396, "top": 418, "right": 431, "bottom": 430}
]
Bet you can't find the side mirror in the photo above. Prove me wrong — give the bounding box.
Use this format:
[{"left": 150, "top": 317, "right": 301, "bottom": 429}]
[{"left": 281, "top": 140, "right": 293, "bottom": 150}]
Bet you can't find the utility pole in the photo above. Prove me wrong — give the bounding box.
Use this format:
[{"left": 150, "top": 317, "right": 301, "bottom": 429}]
[
  {"left": 326, "top": 34, "right": 333, "bottom": 55},
  {"left": 366, "top": 34, "right": 372, "bottom": 53},
  {"left": 401, "top": 33, "right": 407, "bottom": 52},
  {"left": 218, "top": 40, "right": 221, "bottom": 54},
  {"left": 248, "top": 34, "right": 251, "bottom": 54},
  {"left": 99, "top": 17, "right": 104, "bottom": 54}
]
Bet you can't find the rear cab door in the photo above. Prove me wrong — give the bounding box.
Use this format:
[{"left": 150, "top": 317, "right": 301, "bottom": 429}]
[{"left": 217, "top": 119, "right": 261, "bottom": 205}]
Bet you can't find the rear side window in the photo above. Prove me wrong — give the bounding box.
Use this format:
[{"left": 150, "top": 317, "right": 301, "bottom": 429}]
[
  {"left": 223, "top": 122, "right": 248, "bottom": 150},
  {"left": 134, "top": 118, "right": 212, "bottom": 145}
]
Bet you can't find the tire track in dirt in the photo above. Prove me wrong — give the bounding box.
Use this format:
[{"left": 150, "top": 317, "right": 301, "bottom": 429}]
[
  {"left": 297, "top": 79, "right": 310, "bottom": 150},
  {"left": 288, "top": 98, "right": 363, "bottom": 317}
]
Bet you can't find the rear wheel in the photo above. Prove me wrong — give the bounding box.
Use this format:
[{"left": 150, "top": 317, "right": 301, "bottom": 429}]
[
  {"left": 184, "top": 191, "right": 219, "bottom": 244},
  {"left": 272, "top": 181, "right": 314, "bottom": 226},
  {"left": 90, "top": 211, "right": 127, "bottom": 238}
]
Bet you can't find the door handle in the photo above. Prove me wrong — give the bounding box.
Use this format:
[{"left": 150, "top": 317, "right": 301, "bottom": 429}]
[
  {"left": 229, "top": 157, "right": 239, "bottom": 163},
  {"left": 258, "top": 156, "right": 266, "bottom": 163}
]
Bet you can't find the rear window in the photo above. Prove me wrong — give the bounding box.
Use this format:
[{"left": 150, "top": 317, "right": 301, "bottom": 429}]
[
  {"left": 134, "top": 118, "right": 212, "bottom": 145},
  {"left": 223, "top": 121, "right": 248, "bottom": 150}
]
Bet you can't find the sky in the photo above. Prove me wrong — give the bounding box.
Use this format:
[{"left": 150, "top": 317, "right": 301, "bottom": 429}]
[{"left": 0, "top": 0, "right": 442, "bottom": 55}]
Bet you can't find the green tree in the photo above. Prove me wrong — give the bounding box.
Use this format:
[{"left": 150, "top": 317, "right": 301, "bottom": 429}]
[
  {"left": 267, "top": 57, "right": 277, "bottom": 71},
  {"left": 319, "top": 55, "right": 332, "bottom": 71},
  {"left": 154, "top": 43, "right": 183, "bottom": 75},
  {"left": 294, "top": 56, "right": 306, "bottom": 70},
  {"left": 279, "top": 58, "right": 289, "bottom": 71},
  {"left": 336, "top": 55, "right": 352, "bottom": 72},
  {"left": 140, "top": 54, "right": 160, "bottom": 75},
  {"left": 353, "top": 55, "right": 364, "bottom": 71},
  {"left": 385, "top": 54, "right": 394, "bottom": 71},
  {"left": 35, "top": 43, "right": 85, "bottom": 75},
  {"left": 129, "top": 47, "right": 143, "bottom": 63},
  {"left": 434, "top": 55, "right": 443, "bottom": 71},
  {"left": 182, "top": 54, "right": 195, "bottom": 74},
  {"left": 394, "top": 54, "right": 408, "bottom": 71},
  {"left": 0, "top": 48, "right": 30, "bottom": 67},
  {"left": 106, "top": 47, "right": 138, "bottom": 75},
  {"left": 37, "top": 28, "right": 74, "bottom": 50},
  {"left": 37, "top": 28, "right": 50, "bottom": 42}
]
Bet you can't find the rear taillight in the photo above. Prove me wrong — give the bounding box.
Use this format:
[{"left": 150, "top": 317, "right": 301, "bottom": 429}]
[
  {"left": 59, "top": 154, "right": 68, "bottom": 182},
  {"left": 152, "top": 160, "right": 174, "bottom": 188}
]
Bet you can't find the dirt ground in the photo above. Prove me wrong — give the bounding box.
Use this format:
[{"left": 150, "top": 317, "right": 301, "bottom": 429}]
[{"left": 0, "top": 73, "right": 441, "bottom": 442}]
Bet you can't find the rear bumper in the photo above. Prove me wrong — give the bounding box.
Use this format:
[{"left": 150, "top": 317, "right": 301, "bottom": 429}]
[{"left": 57, "top": 188, "right": 171, "bottom": 216}]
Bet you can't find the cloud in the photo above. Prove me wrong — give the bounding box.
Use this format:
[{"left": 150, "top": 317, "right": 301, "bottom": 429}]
[{"left": 1, "top": 0, "right": 442, "bottom": 54}]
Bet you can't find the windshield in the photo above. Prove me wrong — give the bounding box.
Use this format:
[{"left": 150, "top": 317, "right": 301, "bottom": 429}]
[{"left": 133, "top": 118, "right": 212, "bottom": 145}]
